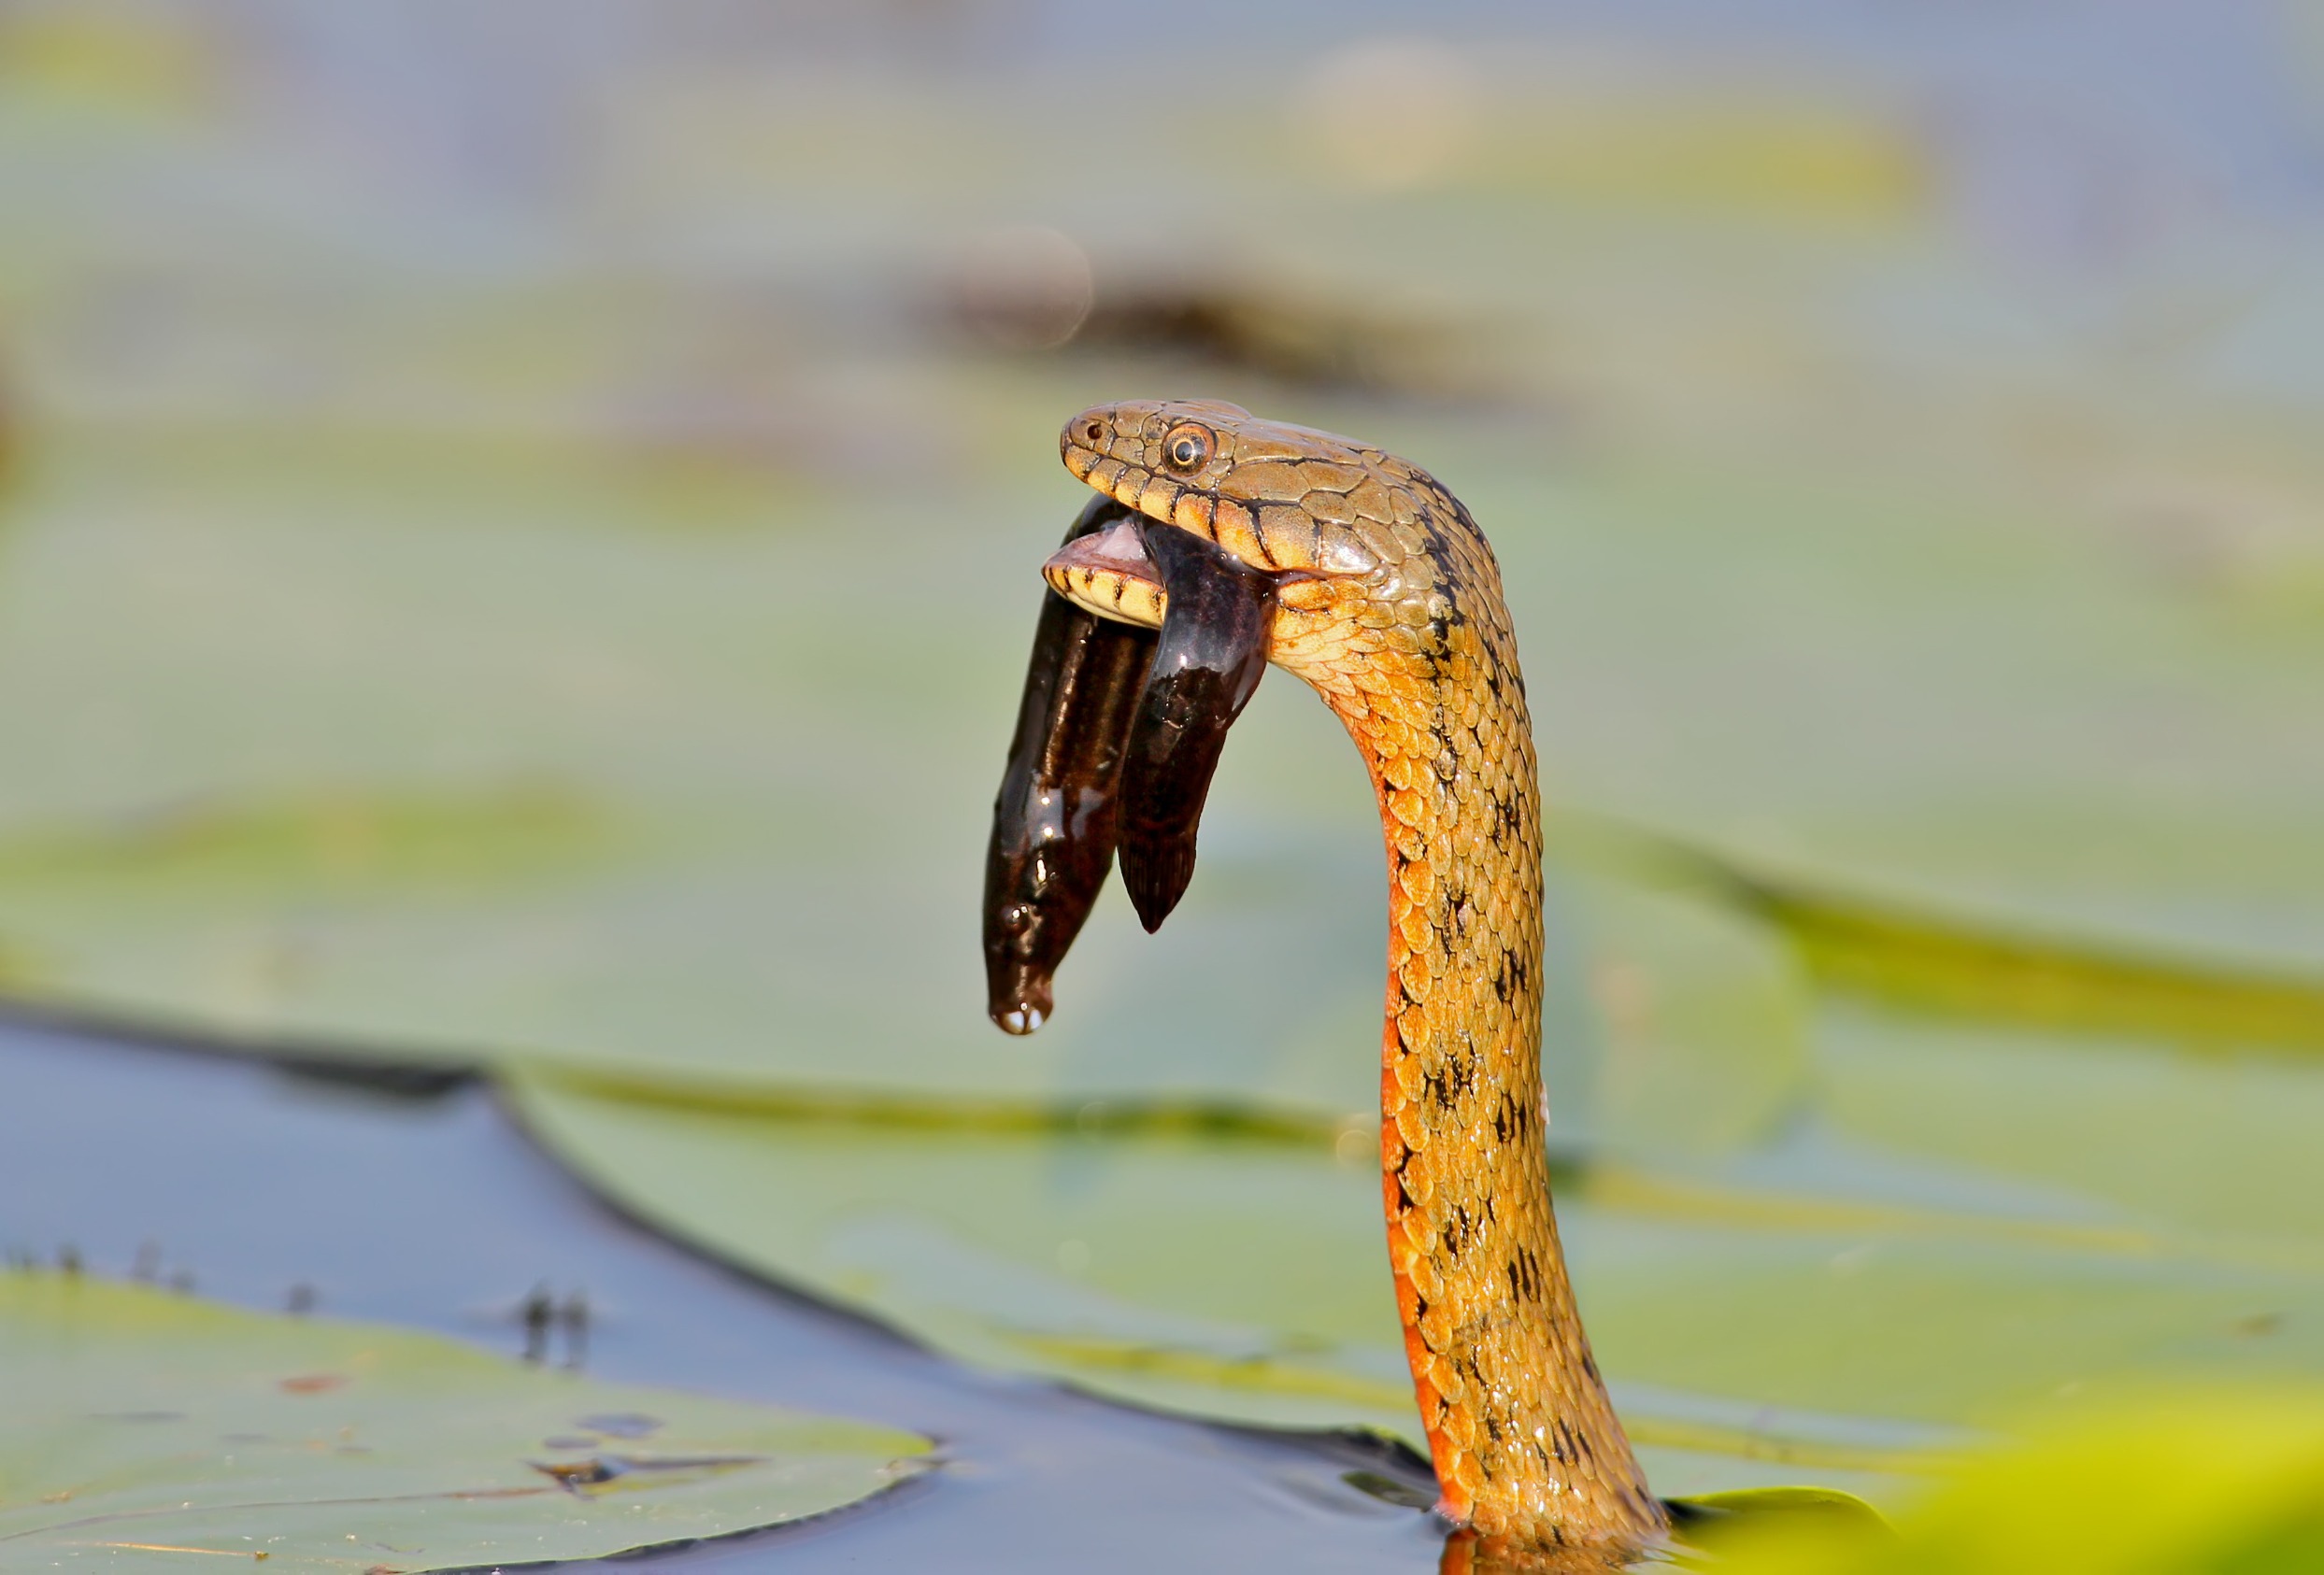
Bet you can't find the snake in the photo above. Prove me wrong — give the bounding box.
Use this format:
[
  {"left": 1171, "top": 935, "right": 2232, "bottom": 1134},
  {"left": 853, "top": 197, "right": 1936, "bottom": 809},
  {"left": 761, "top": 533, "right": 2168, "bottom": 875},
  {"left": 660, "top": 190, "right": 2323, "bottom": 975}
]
[{"left": 983, "top": 400, "right": 1669, "bottom": 1561}]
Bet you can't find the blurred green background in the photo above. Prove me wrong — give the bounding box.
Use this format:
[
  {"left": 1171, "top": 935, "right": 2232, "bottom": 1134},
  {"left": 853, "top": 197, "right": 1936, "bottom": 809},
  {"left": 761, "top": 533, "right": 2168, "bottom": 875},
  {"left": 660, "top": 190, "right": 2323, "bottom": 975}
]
[{"left": 7, "top": 0, "right": 2324, "bottom": 1525}]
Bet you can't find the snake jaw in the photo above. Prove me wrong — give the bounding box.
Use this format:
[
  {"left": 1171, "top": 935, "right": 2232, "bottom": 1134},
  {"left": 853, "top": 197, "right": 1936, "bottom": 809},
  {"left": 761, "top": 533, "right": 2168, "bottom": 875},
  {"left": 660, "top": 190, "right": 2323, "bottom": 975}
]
[
  {"left": 1044, "top": 403, "right": 1327, "bottom": 935},
  {"left": 1043, "top": 518, "right": 1168, "bottom": 630}
]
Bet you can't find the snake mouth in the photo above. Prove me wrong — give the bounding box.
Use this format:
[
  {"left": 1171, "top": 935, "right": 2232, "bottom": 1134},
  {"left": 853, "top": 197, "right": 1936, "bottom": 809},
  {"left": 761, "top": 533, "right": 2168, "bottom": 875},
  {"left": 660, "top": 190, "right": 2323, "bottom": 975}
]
[
  {"left": 1043, "top": 516, "right": 1167, "bottom": 630},
  {"left": 986, "top": 404, "right": 1287, "bottom": 1036}
]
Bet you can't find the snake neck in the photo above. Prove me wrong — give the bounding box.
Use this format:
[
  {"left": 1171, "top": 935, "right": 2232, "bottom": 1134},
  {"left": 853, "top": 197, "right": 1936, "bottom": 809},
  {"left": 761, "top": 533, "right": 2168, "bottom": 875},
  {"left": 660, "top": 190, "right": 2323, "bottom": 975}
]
[{"left": 1276, "top": 546, "right": 1665, "bottom": 1554}]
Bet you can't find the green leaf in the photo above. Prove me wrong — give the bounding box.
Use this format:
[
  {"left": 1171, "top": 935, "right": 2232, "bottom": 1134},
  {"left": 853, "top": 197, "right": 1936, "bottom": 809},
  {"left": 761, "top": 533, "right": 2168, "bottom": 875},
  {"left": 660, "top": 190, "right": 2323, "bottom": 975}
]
[
  {"left": 501, "top": 884, "right": 2324, "bottom": 1509},
  {"left": 1455, "top": 435, "right": 2324, "bottom": 987},
  {"left": 1699, "top": 1388, "right": 2324, "bottom": 1574},
  {"left": 0, "top": 444, "right": 1814, "bottom": 1131},
  {"left": 1, "top": 426, "right": 2321, "bottom": 1100},
  {"left": 1668, "top": 1485, "right": 1896, "bottom": 1568},
  {"left": 499, "top": 1063, "right": 2288, "bottom": 1509},
  {"left": 0, "top": 1269, "right": 930, "bottom": 1571}
]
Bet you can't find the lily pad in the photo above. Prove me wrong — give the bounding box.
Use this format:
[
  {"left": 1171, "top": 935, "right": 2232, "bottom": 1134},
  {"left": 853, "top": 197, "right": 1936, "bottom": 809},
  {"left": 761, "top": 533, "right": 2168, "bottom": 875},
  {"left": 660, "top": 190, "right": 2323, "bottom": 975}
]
[
  {"left": 1451, "top": 430, "right": 2324, "bottom": 987},
  {"left": 0, "top": 1269, "right": 930, "bottom": 1570},
  {"left": 3, "top": 25, "right": 2324, "bottom": 1093},
  {"left": 0, "top": 405, "right": 2319, "bottom": 1111},
  {"left": 506, "top": 1004, "right": 2324, "bottom": 1512},
  {"left": 0, "top": 444, "right": 1810, "bottom": 1128},
  {"left": 498, "top": 854, "right": 2324, "bottom": 1509}
]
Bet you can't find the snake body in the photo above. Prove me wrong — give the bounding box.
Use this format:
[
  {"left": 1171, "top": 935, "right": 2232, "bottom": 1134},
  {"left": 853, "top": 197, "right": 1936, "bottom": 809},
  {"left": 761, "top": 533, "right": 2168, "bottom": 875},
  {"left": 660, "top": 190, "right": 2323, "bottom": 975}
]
[{"left": 1000, "top": 399, "right": 1665, "bottom": 1556}]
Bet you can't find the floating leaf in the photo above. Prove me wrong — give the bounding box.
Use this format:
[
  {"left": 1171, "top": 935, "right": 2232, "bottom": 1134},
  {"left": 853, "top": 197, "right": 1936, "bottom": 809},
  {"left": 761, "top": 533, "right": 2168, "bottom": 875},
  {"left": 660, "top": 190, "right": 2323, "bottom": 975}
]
[
  {"left": 0, "top": 1270, "right": 930, "bottom": 1571},
  {"left": 0, "top": 419, "right": 2321, "bottom": 1098},
  {"left": 499, "top": 868, "right": 2324, "bottom": 1508},
  {"left": 510, "top": 1034, "right": 2324, "bottom": 1512},
  {"left": 1548, "top": 811, "right": 2324, "bottom": 1058},
  {"left": 0, "top": 784, "right": 618, "bottom": 900},
  {"left": 1699, "top": 1387, "right": 2324, "bottom": 1574},
  {"left": 1447, "top": 433, "right": 2324, "bottom": 983},
  {"left": 1669, "top": 1485, "right": 1897, "bottom": 1568}
]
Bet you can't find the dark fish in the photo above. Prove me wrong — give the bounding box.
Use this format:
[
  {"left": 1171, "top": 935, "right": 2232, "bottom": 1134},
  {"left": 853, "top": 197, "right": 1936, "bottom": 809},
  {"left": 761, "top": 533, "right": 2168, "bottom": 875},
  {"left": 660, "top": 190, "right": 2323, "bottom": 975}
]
[
  {"left": 981, "top": 495, "right": 1155, "bottom": 1034},
  {"left": 1114, "top": 517, "right": 1276, "bottom": 933}
]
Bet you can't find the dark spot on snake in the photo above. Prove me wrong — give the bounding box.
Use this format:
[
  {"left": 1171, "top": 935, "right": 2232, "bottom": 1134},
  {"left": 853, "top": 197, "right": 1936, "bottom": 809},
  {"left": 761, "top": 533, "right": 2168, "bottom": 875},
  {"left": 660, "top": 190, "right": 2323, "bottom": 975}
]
[
  {"left": 1483, "top": 789, "right": 1511, "bottom": 843},
  {"left": 1500, "top": 1089, "right": 1522, "bottom": 1137},
  {"left": 1447, "top": 1050, "right": 1478, "bottom": 1101},
  {"left": 1507, "top": 1246, "right": 1544, "bottom": 1305}
]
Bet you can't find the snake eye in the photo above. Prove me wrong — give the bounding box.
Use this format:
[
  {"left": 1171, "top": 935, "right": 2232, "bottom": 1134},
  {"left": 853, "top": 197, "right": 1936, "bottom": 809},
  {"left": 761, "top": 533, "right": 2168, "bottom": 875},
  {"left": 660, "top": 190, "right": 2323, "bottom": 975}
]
[{"left": 1161, "top": 423, "right": 1213, "bottom": 473}]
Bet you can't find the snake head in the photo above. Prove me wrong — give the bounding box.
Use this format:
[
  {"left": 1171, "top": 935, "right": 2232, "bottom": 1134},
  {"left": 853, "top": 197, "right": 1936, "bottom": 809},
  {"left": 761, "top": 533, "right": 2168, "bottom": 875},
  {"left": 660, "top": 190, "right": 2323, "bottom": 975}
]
[
  {"left": 1045, "top": 401, "right": 1390, "bottom": 935},
  {"left": 1057, "top": 399, "right": 1388, "bottom": 586},
  {"left": 986, "top": 400, "right": 1417, "bottom": 1033}
]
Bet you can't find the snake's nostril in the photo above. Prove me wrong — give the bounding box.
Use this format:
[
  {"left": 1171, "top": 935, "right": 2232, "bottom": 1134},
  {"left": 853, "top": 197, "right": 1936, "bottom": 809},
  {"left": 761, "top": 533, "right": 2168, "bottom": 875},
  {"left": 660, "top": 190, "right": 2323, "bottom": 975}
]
[{"left": 1084, "top": 420, "right": 1104, "bottom": 444}]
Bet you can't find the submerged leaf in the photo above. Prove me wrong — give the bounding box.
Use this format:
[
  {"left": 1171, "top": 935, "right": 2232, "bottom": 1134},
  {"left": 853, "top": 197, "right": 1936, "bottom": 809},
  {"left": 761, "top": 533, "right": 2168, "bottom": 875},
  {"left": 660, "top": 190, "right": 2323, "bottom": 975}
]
[{"left": 0, "top": 1270, "right": 929, "bottom": 1571}]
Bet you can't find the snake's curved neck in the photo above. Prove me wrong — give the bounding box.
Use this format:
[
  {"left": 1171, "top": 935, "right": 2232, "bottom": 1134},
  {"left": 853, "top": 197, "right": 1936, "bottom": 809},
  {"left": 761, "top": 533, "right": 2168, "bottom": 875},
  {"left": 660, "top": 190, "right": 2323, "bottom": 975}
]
[
  {"left": 1038, "top": 397, "right": 1664, "bottom": 1555},
  {"left": 1282, "top": 574, "right": 1665, "bottom": 1554}
]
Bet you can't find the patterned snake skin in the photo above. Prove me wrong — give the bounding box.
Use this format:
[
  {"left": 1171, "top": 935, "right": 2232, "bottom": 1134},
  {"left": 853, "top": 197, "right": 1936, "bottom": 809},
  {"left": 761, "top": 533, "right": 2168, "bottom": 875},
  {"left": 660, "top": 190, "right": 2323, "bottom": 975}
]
[{"left": 1048, "top": 400, "right": 1668, "bottom": 1557}]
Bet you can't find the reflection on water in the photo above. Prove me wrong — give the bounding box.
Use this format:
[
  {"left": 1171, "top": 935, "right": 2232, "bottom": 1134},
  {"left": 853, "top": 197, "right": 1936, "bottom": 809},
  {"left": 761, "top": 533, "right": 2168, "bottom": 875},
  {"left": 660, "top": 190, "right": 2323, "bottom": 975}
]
[{"left": 1438, "top": 1527, "right": 1642, "bottom": 1574}]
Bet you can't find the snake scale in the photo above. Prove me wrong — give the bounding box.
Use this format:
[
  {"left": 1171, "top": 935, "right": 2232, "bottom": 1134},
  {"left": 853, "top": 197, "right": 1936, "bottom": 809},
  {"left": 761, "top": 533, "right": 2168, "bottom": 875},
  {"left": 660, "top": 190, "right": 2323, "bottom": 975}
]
[{"left": 985, "top": 399, "right": 1668, "bottom": 1562}]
